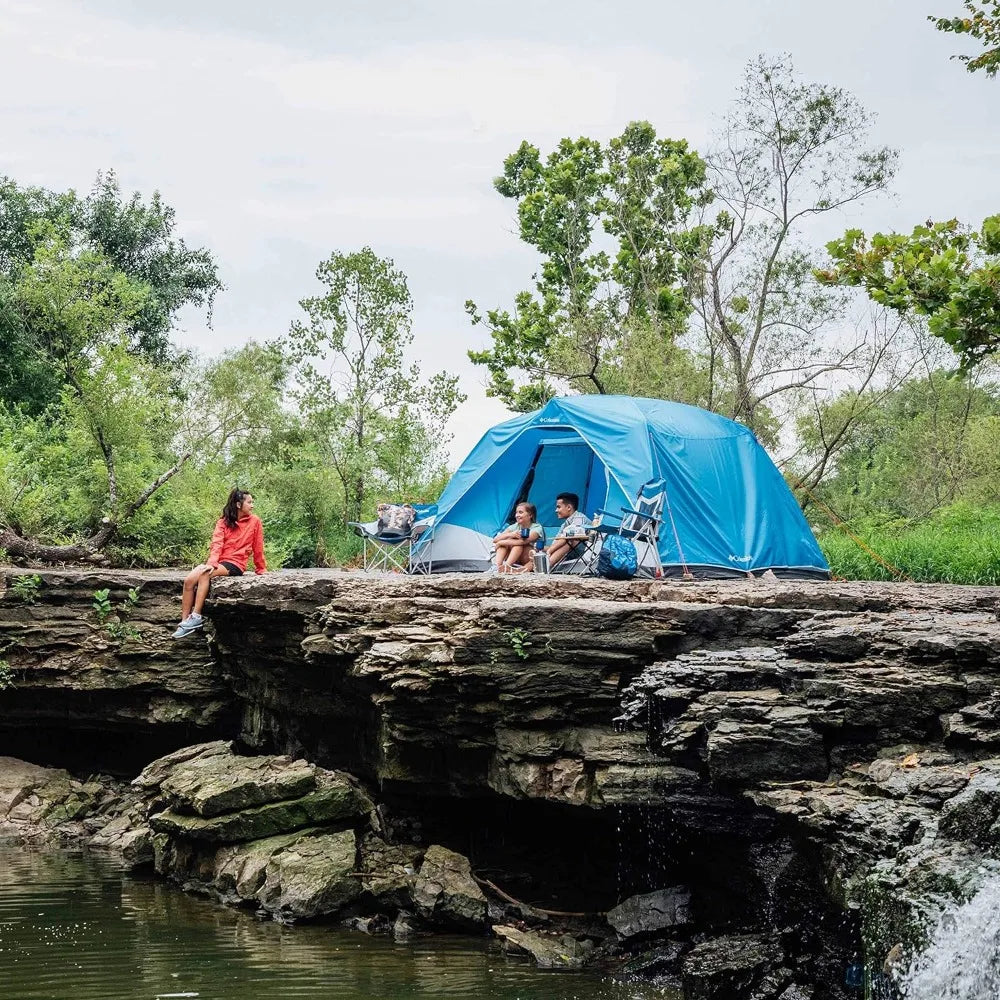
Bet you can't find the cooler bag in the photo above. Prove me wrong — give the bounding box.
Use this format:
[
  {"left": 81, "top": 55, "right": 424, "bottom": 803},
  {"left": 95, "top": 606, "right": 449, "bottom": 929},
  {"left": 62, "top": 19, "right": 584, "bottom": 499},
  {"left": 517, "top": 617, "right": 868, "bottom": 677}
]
[{"left": 597, "top": 535, "right": 638, "bottom": 580}]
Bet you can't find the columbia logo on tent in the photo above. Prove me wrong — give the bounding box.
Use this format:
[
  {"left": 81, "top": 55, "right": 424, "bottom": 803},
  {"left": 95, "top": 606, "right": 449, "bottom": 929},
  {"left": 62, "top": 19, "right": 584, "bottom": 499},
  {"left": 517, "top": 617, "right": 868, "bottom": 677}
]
[{"left": 728, "top": 554, "right": 753, "bottom": 563}]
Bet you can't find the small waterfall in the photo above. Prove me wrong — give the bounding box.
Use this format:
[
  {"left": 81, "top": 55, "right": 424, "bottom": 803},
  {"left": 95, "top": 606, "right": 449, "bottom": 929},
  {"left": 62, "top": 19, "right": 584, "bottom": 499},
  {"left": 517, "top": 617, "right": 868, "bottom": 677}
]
[{"left": 901, "top": 878, "right": 1000, "bottom": 999}]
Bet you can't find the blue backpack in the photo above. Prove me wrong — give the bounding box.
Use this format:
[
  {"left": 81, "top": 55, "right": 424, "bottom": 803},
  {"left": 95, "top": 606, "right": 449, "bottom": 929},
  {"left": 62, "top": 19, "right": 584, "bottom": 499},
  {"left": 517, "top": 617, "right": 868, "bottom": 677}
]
[{"left": 597, "top": 535, "right": 638, "bottom": 580}]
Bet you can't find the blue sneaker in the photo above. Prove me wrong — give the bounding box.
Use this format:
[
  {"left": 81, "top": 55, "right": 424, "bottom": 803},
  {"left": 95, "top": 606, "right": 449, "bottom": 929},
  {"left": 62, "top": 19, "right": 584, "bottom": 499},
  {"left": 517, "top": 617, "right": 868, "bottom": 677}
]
[{"left": 171, "top": 614, "right": 204, "bottom": 639}]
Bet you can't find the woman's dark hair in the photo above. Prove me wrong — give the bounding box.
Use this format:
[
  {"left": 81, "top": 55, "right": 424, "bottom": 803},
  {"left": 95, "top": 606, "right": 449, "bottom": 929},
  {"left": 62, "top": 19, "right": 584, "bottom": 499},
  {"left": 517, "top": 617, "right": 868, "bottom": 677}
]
[
  {"left": 222, "top": 488, "right": 249, "bottom": 530},
  {"left": 516, "top": 501, "right": 537, "bottom": 521}
]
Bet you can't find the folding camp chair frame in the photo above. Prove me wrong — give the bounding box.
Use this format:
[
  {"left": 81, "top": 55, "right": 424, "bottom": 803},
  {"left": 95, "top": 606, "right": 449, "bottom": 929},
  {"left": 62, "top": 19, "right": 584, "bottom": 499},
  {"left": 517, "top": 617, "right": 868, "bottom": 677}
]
[
  {"left": 547, "top": 531, "right": 599, "bottom": 575},
  {"left": 349, "top": 502, "right": 439, "bottom": 575},
  {"left": 589, "top": 481, "right": 666, "bottom": 578},
  {"left": 407, "top": 521, "right": 435, "bottom": 575},
  {"left": 348, "top": 521, "right": 414, "bottom": 573}
]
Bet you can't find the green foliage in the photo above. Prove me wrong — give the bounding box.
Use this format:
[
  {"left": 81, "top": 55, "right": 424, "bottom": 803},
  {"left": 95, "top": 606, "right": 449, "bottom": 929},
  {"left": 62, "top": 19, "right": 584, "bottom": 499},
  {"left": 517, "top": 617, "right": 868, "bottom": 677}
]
[
  {"left": 0, "top": 171, "right": 222, "bottom": 412},
  {"left": 91, "top": 586, "right": 142, "bottom": 642},
  {"left": 91, "top": 588, "right": 112, "bottom": 621},
  {"left": 818, "top": 216, "right": 1000, "bottom": 364},
  {"left": 286, "top": 247, "right": 463, "bottom": 523},
  {"left": 468, "top": 121, "right": 714, "bottom": 410},
  {"left": 931, "top": 2, "right": 1000, "bottom": 76},
  {"left": 504, "top": 627, "right": 534, "bottom": 660},
  {"left": 9, "top": 574, "right": 41, "bottom": 603},
  {"left": 0, "top": 342, "right": 179, "bottom": 537},
  {"left": 0, "top": 174, "right": 454, "bottom": 570},
  {"left": 490, "top": 627, "right": 554, "bottom": 663},
  {"left": 81, "top": 172, "right": 223, "bottom": 362},
  {"left": 0, "top": 659, "right": 15, "bottom": 691},
  {"left": 795, "top": 369, "right": 1000, "bottom": 585},
  {"left": 820, "top": 504, "right": 1000, "bottom": 584},
  {"left": 795, "top": 370, "right": 1000, "bottom": 522}
]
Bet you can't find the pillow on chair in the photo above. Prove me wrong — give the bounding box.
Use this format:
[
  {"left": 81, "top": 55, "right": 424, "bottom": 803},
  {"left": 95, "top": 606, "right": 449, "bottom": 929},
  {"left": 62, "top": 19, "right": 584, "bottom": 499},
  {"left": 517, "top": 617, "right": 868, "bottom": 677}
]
[{"left": 376, "top": 503, "right": 416, "bottom": 537}]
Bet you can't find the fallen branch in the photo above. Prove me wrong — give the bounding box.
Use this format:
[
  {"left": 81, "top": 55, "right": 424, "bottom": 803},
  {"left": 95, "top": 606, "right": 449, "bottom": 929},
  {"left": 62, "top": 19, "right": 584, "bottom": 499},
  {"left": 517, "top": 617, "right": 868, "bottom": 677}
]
[
  {"left": 0, "top": 452, "right": 192, "bottom": 566},
  {"left": 472, "top": 873, "right": 604, "bottom": 919}
]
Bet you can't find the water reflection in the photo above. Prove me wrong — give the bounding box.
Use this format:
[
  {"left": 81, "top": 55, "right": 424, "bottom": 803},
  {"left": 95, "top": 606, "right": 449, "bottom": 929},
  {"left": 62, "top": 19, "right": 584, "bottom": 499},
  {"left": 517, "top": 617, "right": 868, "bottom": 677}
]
[{"left": 0, "top": 849, "right": 679, "bottom": 1000}]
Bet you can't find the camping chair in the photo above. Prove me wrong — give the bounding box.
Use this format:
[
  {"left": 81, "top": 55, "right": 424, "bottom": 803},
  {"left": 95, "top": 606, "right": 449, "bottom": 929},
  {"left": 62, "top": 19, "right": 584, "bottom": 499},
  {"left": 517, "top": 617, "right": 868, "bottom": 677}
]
[
  {"left": 589, "top": 479, "right": 666, "bottom": 578},
  {"left": 348, "top": 503, "right": 437, "bottom": 574},
  {"left": 546, "top": 519, "right": 597, "bottom": 575}
]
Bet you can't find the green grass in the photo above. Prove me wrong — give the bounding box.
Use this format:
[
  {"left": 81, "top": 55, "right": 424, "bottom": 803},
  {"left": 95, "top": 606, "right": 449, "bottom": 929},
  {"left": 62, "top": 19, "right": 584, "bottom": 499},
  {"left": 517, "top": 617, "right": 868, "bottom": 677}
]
[{"left": 819, "top": 503, "right": 1000, "bottom": 585}]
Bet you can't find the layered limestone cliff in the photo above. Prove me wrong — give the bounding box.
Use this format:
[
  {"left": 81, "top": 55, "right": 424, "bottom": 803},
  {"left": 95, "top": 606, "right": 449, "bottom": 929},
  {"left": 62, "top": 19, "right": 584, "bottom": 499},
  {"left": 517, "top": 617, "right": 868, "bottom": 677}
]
[{"left": 1, "top": 567, "right": 998, "bottom": 998}]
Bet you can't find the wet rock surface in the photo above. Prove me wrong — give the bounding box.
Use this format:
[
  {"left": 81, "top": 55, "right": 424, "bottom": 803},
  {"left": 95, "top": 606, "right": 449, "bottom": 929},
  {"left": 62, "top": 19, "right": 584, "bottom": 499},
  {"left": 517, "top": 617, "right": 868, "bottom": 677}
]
[
  {"left": 411, "top": 844, "right": 488, "bottom": 930},
  {"left": 606, "top": 887, "right": 692, "bottom": 940},
  {"left": 493, "top": 924, "right": 594, "bottom": 969}
]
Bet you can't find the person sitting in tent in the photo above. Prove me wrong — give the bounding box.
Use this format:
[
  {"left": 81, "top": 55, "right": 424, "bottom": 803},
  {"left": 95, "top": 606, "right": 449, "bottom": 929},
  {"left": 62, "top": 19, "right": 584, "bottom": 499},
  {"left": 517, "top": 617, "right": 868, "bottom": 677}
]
[
  {"left": 546, "top": 492, "right": 591, "bottom": 570},
  {"left": 493, "top": 502, "right": 544, "bottom": 573}
]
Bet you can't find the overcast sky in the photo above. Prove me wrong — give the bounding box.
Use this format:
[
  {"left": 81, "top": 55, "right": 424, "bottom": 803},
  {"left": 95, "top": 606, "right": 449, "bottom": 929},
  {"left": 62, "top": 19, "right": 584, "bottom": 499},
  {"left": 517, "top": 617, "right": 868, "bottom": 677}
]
[{"left": 1, "top": 0, "right": 997, "bottom": 459}]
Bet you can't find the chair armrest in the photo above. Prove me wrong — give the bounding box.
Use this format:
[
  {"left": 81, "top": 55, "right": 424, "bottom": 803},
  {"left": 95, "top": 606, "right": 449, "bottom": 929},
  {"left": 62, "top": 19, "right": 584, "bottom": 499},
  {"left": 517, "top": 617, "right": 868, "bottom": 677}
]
[
  {"left": 618, "top": 505, "right": 664, "bottom": 522},
  {"left": 594, "top": 509, "right": 623, "bottom": 522}
]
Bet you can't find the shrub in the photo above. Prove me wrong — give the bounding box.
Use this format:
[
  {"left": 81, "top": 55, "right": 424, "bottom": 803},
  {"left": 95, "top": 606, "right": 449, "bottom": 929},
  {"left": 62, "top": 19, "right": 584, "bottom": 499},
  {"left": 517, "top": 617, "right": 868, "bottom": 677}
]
[{"left": 820, "top": 503, "right": 1000, "bottom": 585}]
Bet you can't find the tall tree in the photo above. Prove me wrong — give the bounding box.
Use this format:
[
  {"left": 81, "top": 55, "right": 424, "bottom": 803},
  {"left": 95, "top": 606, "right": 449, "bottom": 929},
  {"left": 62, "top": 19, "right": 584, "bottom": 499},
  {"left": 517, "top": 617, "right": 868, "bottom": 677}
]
[
  {"left": 0, "top": 231, "right": 269, "bottom": 563},
  {"left": 0, "top": 172, "right": 223, "bottom": 411},
  {"left": 287, "top": 248, "right": 464, "bottom": 522},
  {"left": 80, "top": 171, "right": 223, "bottom": 363},
  {"left": 687, "top": 55, "right": 898, "bottom": 440},
  {"left": 817, "top": 215, "right": 1000, "bottom": 365},
  {"left": 467, "top": 121, "right": 714, "bottom": 411},
  {"left": 931, "top": 1, "right": 1000, "bottom": 76}
]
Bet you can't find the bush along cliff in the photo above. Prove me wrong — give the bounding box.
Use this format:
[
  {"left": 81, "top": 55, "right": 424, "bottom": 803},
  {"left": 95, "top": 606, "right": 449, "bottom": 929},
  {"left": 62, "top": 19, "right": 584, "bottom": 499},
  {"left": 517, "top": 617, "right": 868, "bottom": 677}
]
[{"left": 2, "top": 567, "right": 1000, "bottom": 997}]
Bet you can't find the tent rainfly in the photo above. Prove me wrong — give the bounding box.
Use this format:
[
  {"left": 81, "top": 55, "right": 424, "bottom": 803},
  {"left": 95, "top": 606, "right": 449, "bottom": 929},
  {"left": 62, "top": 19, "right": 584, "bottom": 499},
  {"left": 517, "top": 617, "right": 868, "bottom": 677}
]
[{"left": 412, "top": 395, "right": 830, "bottom": 579}]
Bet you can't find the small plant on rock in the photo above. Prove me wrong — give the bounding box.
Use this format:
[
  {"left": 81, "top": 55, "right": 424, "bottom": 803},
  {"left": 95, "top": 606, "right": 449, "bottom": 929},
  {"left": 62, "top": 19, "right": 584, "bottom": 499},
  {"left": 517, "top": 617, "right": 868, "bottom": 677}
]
[
  {"left": 490, "top": 626, "right": 553, "bottom": 664},
  {"left": 10, "top": 574, "right": 42, "bottom": 604},
  {"left": 92, "top": 588, "right": 113, "bottom": 621},
  {"left": 92, "top": 586, "right": 143, "bottom": 643},
  {"left": 0, "top": 659, "right": 15, "bottom": 691},
  {"left": 505, "top": 627, "right": 534, "bottom": 660}
]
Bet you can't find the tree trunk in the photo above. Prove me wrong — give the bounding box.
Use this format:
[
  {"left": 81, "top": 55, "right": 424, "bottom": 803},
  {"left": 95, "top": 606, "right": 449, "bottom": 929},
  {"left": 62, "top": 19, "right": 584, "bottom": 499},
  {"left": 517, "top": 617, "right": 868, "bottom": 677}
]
[
  {"left": 0, "top": 526, "right": 112, "bottom": 564},
  {"left": 0, "top": 453, "right": 191, "bottom": 566}
]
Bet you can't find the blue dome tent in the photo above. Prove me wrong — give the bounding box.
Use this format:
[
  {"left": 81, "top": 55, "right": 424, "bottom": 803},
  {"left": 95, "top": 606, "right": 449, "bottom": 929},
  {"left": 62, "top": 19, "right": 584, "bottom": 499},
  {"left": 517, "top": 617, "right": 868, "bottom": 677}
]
[{"left": 413, "top": 395, "right": 829, "bottom": 579}]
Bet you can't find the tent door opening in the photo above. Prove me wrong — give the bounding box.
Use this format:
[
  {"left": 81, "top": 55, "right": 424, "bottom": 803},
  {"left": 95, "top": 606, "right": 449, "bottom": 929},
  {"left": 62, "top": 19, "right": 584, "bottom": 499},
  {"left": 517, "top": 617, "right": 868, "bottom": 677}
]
[{"left": 509, "top": 437, "right": 596, "bottom": 537}]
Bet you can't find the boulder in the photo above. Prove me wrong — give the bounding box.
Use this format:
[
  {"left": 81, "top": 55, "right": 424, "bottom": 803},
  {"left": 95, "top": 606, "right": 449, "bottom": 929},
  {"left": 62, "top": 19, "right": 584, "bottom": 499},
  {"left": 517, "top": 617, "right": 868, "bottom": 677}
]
[
  {"left": 778, "top": 986, "right": 814, "bottom": 1000},
  {"left": 393, "top": 909, "right": 419, "bottom": 941},
  {"left": 411, "top": 844, "right": 487, "bottom": 930},
  {"left": 606, "top": 886, "right": 691, "bottom": 940},
  {"left": 359, "top": 833, "right": 424, "bottom": 911},
  {"left": 132, "top": 741, "right": 233, "bottom": 793},
  {"left": 211, "top": 828, "right": 313, "bottom": 900},
  {"left": 682, "top": 933, "right": 785, "bottom": 1000},
  {"left": 938, "top": 765, "right": 1000, "bottom": 846},
  {"left": 0, "top": 757, "right": 136, "bottom": 845},
  {"left": 620, "top": 940, "right": 687, "bottom": 979},
  {"left": 343, "top": 914, "right": 390, "bottom": 934},
  {"left": 257, "top": 828, "right": 361, "bottom": 920},
  {"left": 157, "top": 751, "right": 318, "bottom": 817},
  {"left": 492, "top": 925, "right": 592, "bottom": 969},
  {"left": 149, "top": 769, "right": 372, "bottom": 843}
]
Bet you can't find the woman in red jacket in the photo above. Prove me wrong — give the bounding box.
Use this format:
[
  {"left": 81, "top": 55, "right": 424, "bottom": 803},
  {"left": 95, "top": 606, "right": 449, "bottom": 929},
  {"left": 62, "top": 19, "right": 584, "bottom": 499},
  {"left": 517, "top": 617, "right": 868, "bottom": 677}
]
[{"left": 172, "top": 488, "right": 266, "bottom": 638}]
